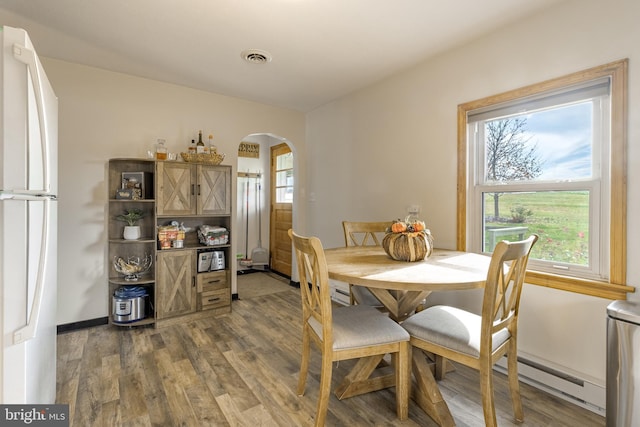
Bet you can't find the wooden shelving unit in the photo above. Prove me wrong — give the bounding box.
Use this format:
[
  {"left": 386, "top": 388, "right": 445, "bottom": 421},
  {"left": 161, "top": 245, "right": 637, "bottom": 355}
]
[{"left": 107, "top": 158, "right": 232, "bottom": 327}]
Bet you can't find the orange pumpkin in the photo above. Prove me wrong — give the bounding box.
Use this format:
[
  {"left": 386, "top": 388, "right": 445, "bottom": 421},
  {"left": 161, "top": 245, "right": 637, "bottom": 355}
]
[
  {"left": 391, "top": 222, "right": 407, "bottom": 233},
  {"left": 413, "top": 221, "right": 425, "bottom": 232}
]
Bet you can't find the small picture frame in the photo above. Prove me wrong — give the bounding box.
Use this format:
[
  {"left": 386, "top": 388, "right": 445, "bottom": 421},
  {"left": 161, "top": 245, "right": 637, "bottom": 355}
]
[{"left": 121, "top": 172, "right": 153, "bottom": 199}]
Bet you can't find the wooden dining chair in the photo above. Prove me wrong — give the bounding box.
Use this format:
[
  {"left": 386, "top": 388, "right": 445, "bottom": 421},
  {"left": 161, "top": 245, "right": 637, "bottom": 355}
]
[
  {"left": 288, "top": 229, "right": 411, "bottom": 426},
  {"left": 342, "top": 221, "right": 391, "bottom": 308},
  {"left": 402, "top": 235, "right": 538, "bottom": 427}
]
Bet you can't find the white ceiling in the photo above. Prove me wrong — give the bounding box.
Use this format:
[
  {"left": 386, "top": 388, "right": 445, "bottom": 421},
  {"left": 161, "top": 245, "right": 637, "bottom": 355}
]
[{"left": 0, "top": 0, "right": 564, "bottom": 112}]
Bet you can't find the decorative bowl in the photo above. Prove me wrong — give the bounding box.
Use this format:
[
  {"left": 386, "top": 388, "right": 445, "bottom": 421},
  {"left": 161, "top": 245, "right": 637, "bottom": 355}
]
[
  {"left": 180, "top": 151, "right": 225, "bottom": 165},
  {"left": 113, "top": 254, "right": 153, "bottom": 281}
]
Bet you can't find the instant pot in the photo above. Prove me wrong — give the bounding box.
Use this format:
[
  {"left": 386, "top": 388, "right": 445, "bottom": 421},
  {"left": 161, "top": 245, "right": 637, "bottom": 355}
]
[{"left": 112, "top": 286, "right": 147, "bottom": 323}]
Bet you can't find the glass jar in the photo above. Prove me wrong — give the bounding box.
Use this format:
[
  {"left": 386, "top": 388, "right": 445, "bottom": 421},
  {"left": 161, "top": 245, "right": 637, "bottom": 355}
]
[{"left": 156, "top": 139, "right": 167, "bottom": 160}]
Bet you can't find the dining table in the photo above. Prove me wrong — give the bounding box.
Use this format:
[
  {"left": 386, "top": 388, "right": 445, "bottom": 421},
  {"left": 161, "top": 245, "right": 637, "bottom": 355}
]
[{"left": 324, "top": 245, "right": 492, "bottom": 426}]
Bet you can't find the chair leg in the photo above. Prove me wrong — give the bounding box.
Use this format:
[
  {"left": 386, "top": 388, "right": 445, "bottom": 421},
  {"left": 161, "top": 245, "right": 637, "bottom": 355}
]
[
  {"left": 395, "top": 342, "right": 411, "bottom": 420},
  {"left": 507, "top": 344, "right": 524, "bottom": 421},
  {"left": 435, "top": 355, "right": 446, "bottom": 380},
  {"left": 315, "top": 352, "right": 333, "bottom": 427},
  {"left": 480, "top": 361, "right": 498, "bottom": 427},
  {"left": 297, "top": 329, "right": 311, "bottom": 396}
]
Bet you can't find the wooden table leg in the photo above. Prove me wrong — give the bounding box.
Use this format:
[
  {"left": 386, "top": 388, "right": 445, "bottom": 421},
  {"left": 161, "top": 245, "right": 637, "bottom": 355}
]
[
  {"left": 367, "top": 288, "right": 431, "bottom": 322},
  {"left": 412, "top": 350, "right": 455, "bottom": 426}
]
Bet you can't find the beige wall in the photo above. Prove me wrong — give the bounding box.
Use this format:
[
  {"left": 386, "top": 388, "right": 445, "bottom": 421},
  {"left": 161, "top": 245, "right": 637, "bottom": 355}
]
[
  {"left": 41, "top": 58, "right": 305, "bottom": 325},
  {"left": 306, "top": 0, "right": 640, "bottom": 403}
]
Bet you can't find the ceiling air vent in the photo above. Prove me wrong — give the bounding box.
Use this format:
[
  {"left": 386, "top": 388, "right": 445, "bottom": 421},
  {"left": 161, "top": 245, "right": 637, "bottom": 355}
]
[{"left": 241, "top": 49, "right": 272, "bottom": 64}]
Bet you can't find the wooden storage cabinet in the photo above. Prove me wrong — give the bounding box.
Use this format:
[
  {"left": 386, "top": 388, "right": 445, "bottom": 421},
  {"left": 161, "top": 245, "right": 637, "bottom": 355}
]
[
  {"left": 155, "top": 161, "right": 233, "bottom": 324},
  {"left": 108, "top": 158, "right": 233, "bottom": 328}
]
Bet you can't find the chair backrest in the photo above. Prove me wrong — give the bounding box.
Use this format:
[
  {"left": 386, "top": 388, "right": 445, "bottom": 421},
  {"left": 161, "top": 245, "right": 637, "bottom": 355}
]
[
  {"left": 481, "top": 235, "right": 538, "bottom": 352},
  {"left": 289, "top": 229, "right": 334, "bottom": 348},
  {"left": 342, "top": 221, "right": 392, "bottom": 247}
]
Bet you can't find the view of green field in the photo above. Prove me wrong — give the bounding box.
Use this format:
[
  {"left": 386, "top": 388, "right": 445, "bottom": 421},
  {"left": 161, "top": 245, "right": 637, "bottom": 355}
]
[{"left": 483, "top": 191, "right": 589, "bottom": 265}]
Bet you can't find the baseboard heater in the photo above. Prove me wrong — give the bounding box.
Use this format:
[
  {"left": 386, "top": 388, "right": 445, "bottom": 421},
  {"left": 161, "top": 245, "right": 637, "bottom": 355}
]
[
  {"left": 495, "top": 355, "right": 605, "bottom": 416},
  {"left": 333, "top": 288, "right": 351, "bottom": 306}
]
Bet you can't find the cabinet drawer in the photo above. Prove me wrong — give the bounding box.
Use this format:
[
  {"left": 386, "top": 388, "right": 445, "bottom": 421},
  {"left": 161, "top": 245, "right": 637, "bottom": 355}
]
[
  {"left": 197, "top": 270, "right": 228, "bottom": 292},
  {"left": 200, "top": 289, "right": 230, "bottom": 310}
]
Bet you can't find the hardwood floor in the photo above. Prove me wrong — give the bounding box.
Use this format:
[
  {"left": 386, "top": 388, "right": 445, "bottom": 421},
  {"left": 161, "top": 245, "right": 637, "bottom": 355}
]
[{"left": 57, "top": 273, "right": 605, "bottom": 426}]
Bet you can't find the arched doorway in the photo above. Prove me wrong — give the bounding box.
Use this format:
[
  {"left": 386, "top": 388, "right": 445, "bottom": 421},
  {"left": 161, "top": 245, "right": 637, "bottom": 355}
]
[{"left": 236, "top": 134, "right": 295, "bottom": 278}]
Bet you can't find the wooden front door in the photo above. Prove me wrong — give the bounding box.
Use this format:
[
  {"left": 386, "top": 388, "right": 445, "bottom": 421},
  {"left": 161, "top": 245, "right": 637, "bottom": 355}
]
[{"left": 269, "top": 143, "right": 293, "bottom": 277}]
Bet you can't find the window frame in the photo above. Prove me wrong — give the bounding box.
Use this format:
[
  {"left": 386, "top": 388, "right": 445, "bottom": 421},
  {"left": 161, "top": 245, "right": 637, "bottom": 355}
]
[
  {"left": 471, "top": 92, "right": 608, "bottom": 280},
  {"left": 457, "top": 59, "right": 633, "bottom": 300}
]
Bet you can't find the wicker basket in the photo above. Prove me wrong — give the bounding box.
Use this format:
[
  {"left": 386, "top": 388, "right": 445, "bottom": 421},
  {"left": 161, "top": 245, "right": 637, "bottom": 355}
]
[
  {"left": 180, "top": 152, "right": 225, "bottom": 165},
  {"left": 382, "top": 231, "right": 434, "bottom": 262}
]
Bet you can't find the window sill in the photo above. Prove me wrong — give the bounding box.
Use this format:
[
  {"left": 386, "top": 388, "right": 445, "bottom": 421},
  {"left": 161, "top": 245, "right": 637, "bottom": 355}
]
[{"left": 526, "top": 270, "right": 635, "bottom": 300}]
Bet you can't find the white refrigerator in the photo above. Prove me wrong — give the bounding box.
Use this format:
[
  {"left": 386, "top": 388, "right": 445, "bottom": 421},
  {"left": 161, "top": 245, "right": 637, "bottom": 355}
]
[{"left": 0, "top": 25, "right": 58, "bottom": 404}]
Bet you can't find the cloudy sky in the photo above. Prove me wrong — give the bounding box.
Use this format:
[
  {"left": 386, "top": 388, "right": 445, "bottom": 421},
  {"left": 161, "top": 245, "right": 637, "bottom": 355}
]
[{"left": 522, "top": 101, "right": 593, "bottom": 181}]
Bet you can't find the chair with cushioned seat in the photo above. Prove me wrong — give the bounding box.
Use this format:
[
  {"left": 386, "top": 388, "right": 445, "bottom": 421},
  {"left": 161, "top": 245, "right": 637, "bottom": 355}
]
[
  {"left": 402, "top": 235, "right": 538, "bottom": 427},
  {"left": 288, "top": 229, "right": 411, "bottom": 427},
  {"left": 342, "top": 221, "right": 391, "bottom": 308}
]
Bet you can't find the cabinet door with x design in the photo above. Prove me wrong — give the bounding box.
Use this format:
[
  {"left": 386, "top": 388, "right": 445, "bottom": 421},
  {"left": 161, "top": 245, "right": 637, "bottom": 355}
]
[
  {"left": 156, "top": 250, "right": 196, "bottom": 319},
  {"left": 157, "top": 162, "right": 230, "bottom": 216},
  {"left": 156, "top": 162, "right": 196, "bottom": 215},
  {"left": 197, "top": 165, "right": 231, "bottom": 215}
]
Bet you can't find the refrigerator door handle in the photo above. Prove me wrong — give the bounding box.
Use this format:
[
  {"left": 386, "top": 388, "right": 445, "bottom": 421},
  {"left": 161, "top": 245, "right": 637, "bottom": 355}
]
[
  {"left": 13, "top": 198, "right": 52, "bottom": 344},
  {"left": 13, "top": 43, "right": 52, "bottom": 195},
  {"left": 0, "top": 191, "right": 57, "bottom": 201}
]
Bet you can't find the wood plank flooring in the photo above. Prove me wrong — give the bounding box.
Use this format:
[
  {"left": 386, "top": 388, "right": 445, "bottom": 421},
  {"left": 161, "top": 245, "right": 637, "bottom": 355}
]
[{"left": 57, "top": 272, "right": 605, "bottom": 426}]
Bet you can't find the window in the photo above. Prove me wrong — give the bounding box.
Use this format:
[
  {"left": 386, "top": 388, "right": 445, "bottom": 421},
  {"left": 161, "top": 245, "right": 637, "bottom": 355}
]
[
  {"left": 457, "top": 59, "right": 632, "bottom": 299},
  {"left": 274, "top": 149, "right": 294, "bottom": 203}
]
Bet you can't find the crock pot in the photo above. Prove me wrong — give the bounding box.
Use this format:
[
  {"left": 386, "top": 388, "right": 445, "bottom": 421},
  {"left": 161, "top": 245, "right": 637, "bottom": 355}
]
[{"left": 112, "top": 286, "right": 147, "bottom": 323}]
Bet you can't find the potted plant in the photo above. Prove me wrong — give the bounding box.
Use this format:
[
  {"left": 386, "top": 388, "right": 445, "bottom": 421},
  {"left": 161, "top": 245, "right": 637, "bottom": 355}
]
[{"left": 115, "top": 208, "right": 145, "bottom": 240}]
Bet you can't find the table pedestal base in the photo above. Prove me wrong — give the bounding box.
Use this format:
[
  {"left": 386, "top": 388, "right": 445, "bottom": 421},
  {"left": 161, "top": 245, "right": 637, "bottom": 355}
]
[
  {"left": 412, "top": 350, "right": 455, "bottom": 426},
  {"left": 334, "top": 354, "right": 395, "bottom": 399},
  {"left": 334, "top": 350, "right": 456, "bottom": 426}
]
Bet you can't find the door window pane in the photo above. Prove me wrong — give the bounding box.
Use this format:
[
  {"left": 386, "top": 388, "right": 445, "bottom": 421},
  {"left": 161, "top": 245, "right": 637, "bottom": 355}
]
[
  {"left": 275, "top": 153, "right": 293, "bottom": 203},
  {"left": 276, "top": 152, "right": 293, "bottom": 170}
]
